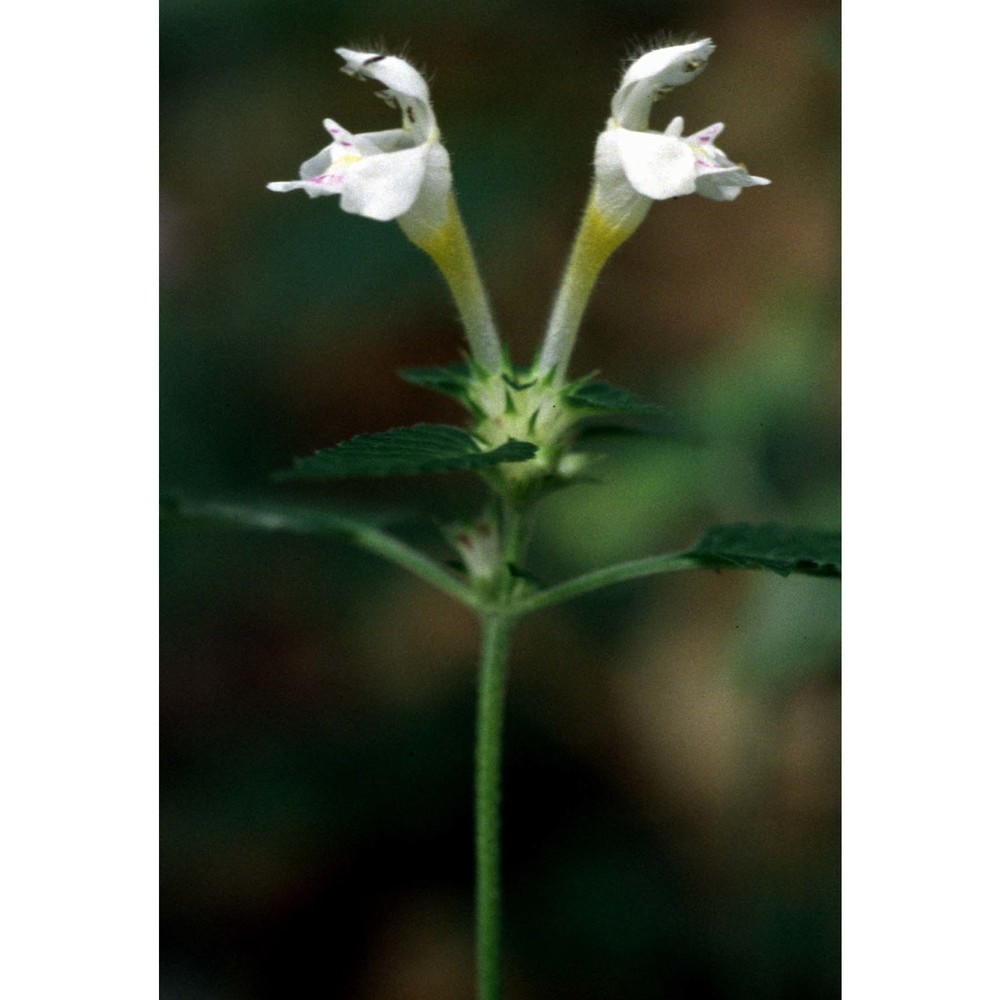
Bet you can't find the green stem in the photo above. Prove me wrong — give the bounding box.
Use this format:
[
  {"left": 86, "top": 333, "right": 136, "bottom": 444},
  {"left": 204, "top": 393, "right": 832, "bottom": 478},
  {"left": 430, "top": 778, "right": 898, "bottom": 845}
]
[
  {"left": 499, "top": 496, "right": 535, "bottom": 569},
  {"left": 346, "top": 523, "right": 481, "bottom": 608},
  {"left": 509, "top": 551, "right": 699, "bottom": 615},
  {"left": 183, "top": 499, "right": 704, "bottom": 1000},
  {"left": 475, "top": 612, "right": 515, "bottom": 1000}
]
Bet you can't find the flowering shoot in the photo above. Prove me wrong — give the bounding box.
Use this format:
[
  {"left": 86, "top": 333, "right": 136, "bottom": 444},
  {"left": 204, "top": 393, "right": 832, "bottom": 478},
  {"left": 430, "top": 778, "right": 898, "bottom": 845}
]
[
  {"left": 268, "top": 37, "right": 771, "bottom": 459},
  {"left": 539, "top": 38, "right": 770, "bottom": 378},
  {"left": 268, "top": 48, "right": 503, "bottom": 371}
]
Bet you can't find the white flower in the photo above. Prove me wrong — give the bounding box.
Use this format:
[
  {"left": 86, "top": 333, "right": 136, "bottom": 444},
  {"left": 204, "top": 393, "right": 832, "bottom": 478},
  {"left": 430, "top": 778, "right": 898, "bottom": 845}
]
[
  {"left": 267, "top": 48, "right": 452, "bottom": 238},
  {"left": 592, "top": 40, "right": 769, "bottom": 228}
]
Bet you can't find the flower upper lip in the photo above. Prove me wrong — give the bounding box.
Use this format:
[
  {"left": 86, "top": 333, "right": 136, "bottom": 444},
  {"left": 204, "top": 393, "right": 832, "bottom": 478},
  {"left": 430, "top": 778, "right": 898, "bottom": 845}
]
[
  {"left": 335, "top": 47, "right": 434, "bottom": 137},
  {"left": 611, "top": 38, "right": 716, "bottom": 130}
]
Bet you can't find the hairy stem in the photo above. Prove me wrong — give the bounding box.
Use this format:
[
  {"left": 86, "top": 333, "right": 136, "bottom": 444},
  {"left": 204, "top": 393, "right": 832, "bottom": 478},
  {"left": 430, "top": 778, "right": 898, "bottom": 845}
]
[
  {"left": 475, "top": 612, "right": 515, "bottom": 1000},
  {"left": 510, "top": 551, "right": 699, "bottom": 615}
]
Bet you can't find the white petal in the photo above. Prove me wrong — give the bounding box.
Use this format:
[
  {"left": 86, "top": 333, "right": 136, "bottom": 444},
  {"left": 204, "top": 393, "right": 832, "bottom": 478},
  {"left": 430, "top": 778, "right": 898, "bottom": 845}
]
[
  {"left": 694, "top": 178, "right": 743, "bottom": 202},
  {"left": 298, "top": 144, "right": 336, "bottom": 182},
  {"left": 266, "top": 179, "right": 340, "bottom": 198},
  {"left": 335, "top": 47, "right": 435, "bottom": 137},
  {"left": 691, "top": 122, "right": 724, "bottom": 144},
  {"left": 340, "top": 143, "right": 429, "bottom": 221},
  {"left": 396, "top": 142, "right": 453, "bottom": 243},
  {"left": 665, "top": 116, "right": 685, "bottom": 137},
  {"left": 322, "top": 118, "right": 356, "bottom": 143},
  {"left": 620, "top": 39, "right": 716, "bottom": 89},
  {"left": 616, "top": 128, "right": 698, "bottom": 200},
  {"left": 593, "top": 129, "right": 651, "bottom": 227},
  {"left": 295, "top": 129, "right": 368, "bottom": 193},
  {"left": 353, "top": 128, "right": 416, "bottom": 155},
  {"left": 612, "top": 39, "right": 715, "bottom": 129},
  {"left": 407, "top": 142, "right": 451, "bottom": 224},
  {"left": 695, "top": 147, "right": 734, "bottom": 171},
  {"left": 336, "top": 48, "right": 430, "bottom": 106},
  {"left": 694, "top": 166, "right": 770, "bottom": 201},
  {"left": 268, "top": 130, "right": 354, "bottom": 197}
]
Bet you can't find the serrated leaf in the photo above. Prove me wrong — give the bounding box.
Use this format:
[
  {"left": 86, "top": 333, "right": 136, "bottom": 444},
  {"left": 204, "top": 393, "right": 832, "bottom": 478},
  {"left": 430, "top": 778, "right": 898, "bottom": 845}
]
[
  {"left": 398, "top": 364, "right": 472, "bottom": 400},
  {"left": 686, "top": 523, "right": 841, "bottom": 578},
  {"left": 565, "top": 381, "right": 666, "bottom": 415},
  {"left": 274, "top": 424, "right": 537, "bottom": 480}
]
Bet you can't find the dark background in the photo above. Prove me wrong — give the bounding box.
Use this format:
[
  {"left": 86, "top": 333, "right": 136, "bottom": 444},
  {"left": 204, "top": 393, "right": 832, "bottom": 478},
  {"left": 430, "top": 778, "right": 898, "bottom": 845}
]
[{"left": 161, "top": 0, "right": 840, "bottom": 996}]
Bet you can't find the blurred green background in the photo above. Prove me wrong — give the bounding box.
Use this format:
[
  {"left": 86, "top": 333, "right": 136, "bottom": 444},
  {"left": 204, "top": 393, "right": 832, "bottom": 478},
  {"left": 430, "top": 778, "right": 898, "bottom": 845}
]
[{"left": 161, "top": 0, "right": 840, "bottom": 996}]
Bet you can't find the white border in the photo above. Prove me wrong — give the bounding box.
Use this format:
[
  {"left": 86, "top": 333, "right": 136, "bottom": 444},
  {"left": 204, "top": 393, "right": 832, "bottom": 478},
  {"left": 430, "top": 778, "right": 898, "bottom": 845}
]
[
  {"left": 3, "top": 4, "right": 157, "bottom": 996},
  {"left": 843, "top": 3, "right": 998, "bottom": 996}
]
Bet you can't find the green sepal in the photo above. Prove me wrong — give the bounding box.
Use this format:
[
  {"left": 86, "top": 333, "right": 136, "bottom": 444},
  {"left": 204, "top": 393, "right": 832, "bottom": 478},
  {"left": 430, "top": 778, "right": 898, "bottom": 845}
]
[
  {"left": 685, "top": 523, "right": 841, "bottom": 578},
  {"left": 398, "top": 363, "right": 472, "bottom": 402},
  {"left": 502, "top": 370, "right": 539, "bottom": 391},
  {"left": 559, "top": 369, "right": 600, "bottom": 396},
  {"left": 273, "top": 424, "right": 537, "bottom": 480}
]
